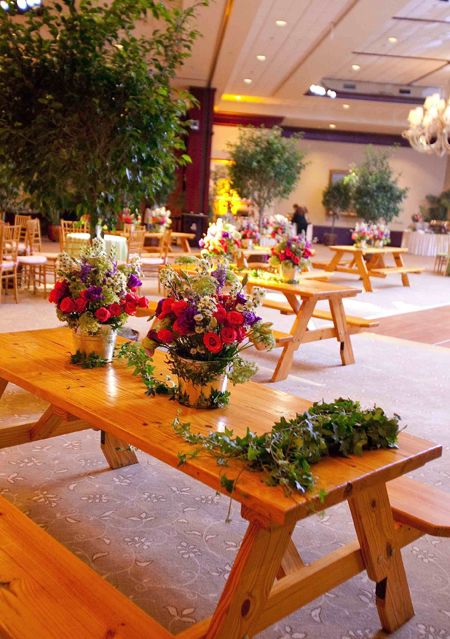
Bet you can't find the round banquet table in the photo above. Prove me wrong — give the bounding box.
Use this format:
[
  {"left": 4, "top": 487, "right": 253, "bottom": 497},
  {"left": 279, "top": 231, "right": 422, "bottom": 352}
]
[
  {"left": 103, "top": 234, "right": 128, "bottom": 261},
  {"left": 401, "top": 230, "right": 450, "bottom": 257},
  {"left": 65, "top": 232, "right": 91, "bottom": 256}
]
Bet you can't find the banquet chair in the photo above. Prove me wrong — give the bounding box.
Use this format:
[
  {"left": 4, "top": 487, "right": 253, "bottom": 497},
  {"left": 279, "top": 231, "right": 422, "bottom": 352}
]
[
  {"left": 434, "top": 251, "right": 449, "bottom": 275},
  {"left": 126, "top": 228, "right": 146, "bottom": 259},
  {"left": 141, "top": 229, "right": 172, "bottom": 291},
  {"left": 60, "top": 219, "right": 90, "bottom": 254},
  {"left": 0, "top": 224, "right": 19, "bottom": 303},
  {"left": 17, "top": 219, "right": 50, "bottom": 293},
  {"left": 14, "top": 214, "right": 32, "bottom": 251}
]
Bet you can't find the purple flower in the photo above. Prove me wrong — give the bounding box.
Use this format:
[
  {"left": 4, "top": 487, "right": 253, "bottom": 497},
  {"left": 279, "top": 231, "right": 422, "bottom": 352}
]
[
  {"left": 211, "top": 265, "right": 226, "bottom": 288},
  {"left": 222, "top": 231, "right": 230, "bottom": 239},
  {"left": 127, "top": 273, "right": 142, "bottom": 289},
  {"left": 236, "top": 291, "right": 247, "bottom": 304},
  {"left": 86, "top": 285, "right": 103, "bottom": 302},
  {"left": 243, "top": 311, "right": 260, "bottom": 326},
  {"left": 80, "top": 263, "right": 92, "bottom": 283}
]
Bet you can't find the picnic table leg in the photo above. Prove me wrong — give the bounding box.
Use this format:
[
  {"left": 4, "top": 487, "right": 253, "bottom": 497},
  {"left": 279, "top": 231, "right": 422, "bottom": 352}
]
[
  {"left": 205, "top": 513, "right": 295, "bottom": 639},
  {"left": 180, "top": 237, "right": 192, "bottom": 253},
  {"left": 393, "top": 252, "right": 410, "bottom": 287},
  {"left": 328, "top": 297, "right": 355, "bottom": 365},
  {"left": 354, "top": 251, "right": 373, "bottom": 292},
  {"left": 271, "top": 297, "right": 316, "bottom": 382},
  {"left": 0, "top": 378, "right": 8, "bottom": 400},
  {"left": 325, "top": 249, "right": 343, "bottom": 272},
  {"left": 101, "top": 430, "right": 139, "bottom": 469},
  {"left": 349, "top": 484, "right": 414, "bottom": 633}
]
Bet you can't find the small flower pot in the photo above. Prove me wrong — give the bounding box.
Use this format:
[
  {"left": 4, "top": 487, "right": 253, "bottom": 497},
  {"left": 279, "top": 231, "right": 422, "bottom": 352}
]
[
  {"left": 279, "top": 262, "right": 299, "bottom": 283},
  {"left": 72, "top": 326, "right": 117, "bottom": 362},
  {"left": 171, "top": 355, "right": 229, "bottom": 409},
  {"left": 47, "top": 224, "right": 60, "bottom": 243}
]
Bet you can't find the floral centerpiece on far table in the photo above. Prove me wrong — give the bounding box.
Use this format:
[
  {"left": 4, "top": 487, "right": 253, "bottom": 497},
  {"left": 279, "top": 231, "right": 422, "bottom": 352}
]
[
  {"left": 199, "top": 219, "right": 242, "bottom": 260},
  {"left": 142, "top": 258, "right": 274, "bottom": 408},
  {"left": 352, "top": 222, "right": 390, "bottom": 248},
  {"left": 49, "top": 239, "right": 148, "bottom": 363},
  {"left": 268, "top": 214, "right": 293, "bottom": 241},
  {"left": 238, "top": 219, "right": 260, "bottom": 248},
  {"left": 144, "top": 206, "right": 172, "bottom": 232},
  {"left": 269, "top": 235, "right": 313, "bottom": 282}
]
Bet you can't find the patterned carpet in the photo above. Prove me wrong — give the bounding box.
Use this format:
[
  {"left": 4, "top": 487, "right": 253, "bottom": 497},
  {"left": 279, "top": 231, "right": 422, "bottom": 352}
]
[{"left": 1, "top": 330, "right": 449, "bottom": 639}]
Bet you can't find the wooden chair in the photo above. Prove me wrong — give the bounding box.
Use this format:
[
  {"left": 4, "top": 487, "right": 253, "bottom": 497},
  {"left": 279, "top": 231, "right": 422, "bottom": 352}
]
[
  {"left": 141, "top": 229, "right": 172, "bottom": 290},
  {"left": 14, "top": 213, "right": 32, "bottom": 247},
  {"left": 126, "top": 228, "right": 146, "bottom": 259},
  {"left": 17, "top": 219, "right": 53, "bottom": 293},
  {"left": 0, "top": 224, "right": 19, "bottom": 303},
  {"left": 60, "top": 219, "right": 90, "bottom": 252},
  {"left": 434, "top": 251, "right": 450, "bottom": 275}
]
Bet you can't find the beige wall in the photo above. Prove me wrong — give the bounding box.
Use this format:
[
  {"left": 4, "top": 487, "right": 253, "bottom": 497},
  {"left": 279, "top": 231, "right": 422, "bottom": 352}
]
[{"left": 212, "top": 125, "right": 447, "bottom": 230}]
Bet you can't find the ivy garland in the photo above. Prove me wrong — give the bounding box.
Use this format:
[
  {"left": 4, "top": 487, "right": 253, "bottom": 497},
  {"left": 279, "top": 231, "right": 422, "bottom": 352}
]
[
  {"left": 173, "top": 398, "right": 401, "bottom": 495},
  {"left": 70, "top": 350, "right": 109, "bottom": 369}
]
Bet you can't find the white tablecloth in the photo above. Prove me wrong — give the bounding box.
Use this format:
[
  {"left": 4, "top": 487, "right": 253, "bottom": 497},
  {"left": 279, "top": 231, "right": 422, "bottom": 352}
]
[
  {"left": 401, "top": 230, "right": 450, "bottom": 256},
  {"left": 104, "top": 234, "right": 128, "bottom": 261}
]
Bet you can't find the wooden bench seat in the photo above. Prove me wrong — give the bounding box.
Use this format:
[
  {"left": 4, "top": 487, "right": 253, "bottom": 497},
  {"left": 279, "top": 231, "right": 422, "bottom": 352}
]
[
  {"left": 263, "top": 299, "right": 378, "bottom": 329},
  {"left": 272, "top": 329, "right": 294, "bottom": 346},
  {"left": 388, "top": 476, "right": 450, "bottom": 538},
  {"left": 370, "top": 266, "right": 424, "bottom": 277},
  {"left": 0, "top": 496, "right": 173, "bottom": 639}
]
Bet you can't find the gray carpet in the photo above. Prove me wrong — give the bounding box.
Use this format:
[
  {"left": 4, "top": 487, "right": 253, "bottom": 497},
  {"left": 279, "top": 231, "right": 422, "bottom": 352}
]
[{"left": 1, "top": 331, "right": 449, "bottom": 639}]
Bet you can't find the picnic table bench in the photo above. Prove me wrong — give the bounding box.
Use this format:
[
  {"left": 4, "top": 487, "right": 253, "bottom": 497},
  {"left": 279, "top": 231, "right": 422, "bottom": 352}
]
[
  {"left": 315, "top": 245, "right": 424, "bottom": 292},
  {"left": 0, "top": 328, "right": 449, "bottom": 639}
]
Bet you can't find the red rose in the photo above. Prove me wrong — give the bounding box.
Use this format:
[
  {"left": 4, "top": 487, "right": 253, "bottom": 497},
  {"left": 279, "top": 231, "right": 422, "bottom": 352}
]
[
  {"left": 79, "top": 289, "right": 88, "bottom": 299},
  {"left": 156, "top": 329, "right": 175, "bottom": 343},
  {"left": 221, "top": 326, "right": 237, "bottom": 344},
  {"left": 172, "top": 300, "right": 189, "bottom": 316},
  {"left": 137, "top": 296, "right": 148, "bottom": 308},
  {"left": 95, "top": 307, "right": 111, "bottom": 323},
  {"left": 203, "top": 332, "right": 223, "bottom": 354},
  {"left": 124, "top": 302, "right": 137, "bottom": 315},
  {"left": 293, "top": 256, "right": 299, "bottom": 265},
  {"left": 236, "top": 327, "right": 246, "bottom": 342},
  {"left": 59, "top": 297, "right": 76, "bottom": 314},
  {"left": 157, "top": 298, "right": 174, "bottom": 319},
  {"left": 74, "top": 297, "right": 88, "bottom": 313},
  {"left": 108, "top": 302, "right": 122, "bottom": 317},
  {"left": 125, "top": 292, "right": 139, "bottom": 304},
  {"left": 227, "top": 311, "right": 244, "bottom": 326},
  {"left": 173, "top": 319, "right": 189, "bottom": 336},
  {"left": 214, "top": 305, "right": 227, "bottom": 323},
  {"left": 48, "top": 280, "right": 67, "bottom": 304}
]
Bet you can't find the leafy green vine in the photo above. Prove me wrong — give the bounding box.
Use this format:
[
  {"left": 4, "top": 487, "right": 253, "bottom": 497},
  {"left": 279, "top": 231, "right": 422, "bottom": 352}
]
[
  {"left": 70, "top": 350, "right": 109, "bottom": 368},
  {"left": 116, "top": 343, "right": 176, "bottom": 396},
  {"left": 172, "top": 398, "right": 401, "bottom": 495}
]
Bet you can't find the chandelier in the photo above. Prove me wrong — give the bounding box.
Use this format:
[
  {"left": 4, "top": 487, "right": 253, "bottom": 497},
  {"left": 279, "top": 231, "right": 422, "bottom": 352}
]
[{"left": 403, "top": 93, "right": 450, "bottom": 157}]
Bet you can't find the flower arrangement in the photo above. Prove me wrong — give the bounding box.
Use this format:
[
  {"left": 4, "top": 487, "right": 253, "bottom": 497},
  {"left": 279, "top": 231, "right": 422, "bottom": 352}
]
[
  {"left": 238, "top": 219, "right": 260, "bottom": 244},
  {"left": 49, "top": 238, "right": 148, "bottom": 336},
  {"left": 269, "top": 235, "right": 313, "bottom": 270},
  {"left": 267, "top": 214, "right": 293, "bottom": 240},
  {"left": 352, "top": 222, "right": 390, "bottom": 247},
  {"left": 144, "top": 206, "right": 172, "bottom": 231},
  {"left": 199, "top": 219, "right": 242, "bottom": 259},
  {"left": 142, "top": 258, "right": 274, "bottom": 407},
  {"left": 120, "top": 208, "right": 141, "bottom": 226}
]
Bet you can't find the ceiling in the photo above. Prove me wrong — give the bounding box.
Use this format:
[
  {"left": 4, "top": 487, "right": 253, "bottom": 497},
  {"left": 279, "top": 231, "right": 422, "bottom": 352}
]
[{"left": 174, "top": 0, "right": 450, "bottom": 134}]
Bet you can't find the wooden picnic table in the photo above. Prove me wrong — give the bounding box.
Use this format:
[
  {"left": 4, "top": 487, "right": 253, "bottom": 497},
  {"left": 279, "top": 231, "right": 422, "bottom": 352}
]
[
  {"left": 0, "top": 327, "right": 444, "bottom": 639},
  {"left": 145, "top": 231, "right": 195, "bottom": 253},
  {"left": 316, "top": 245, "right": 423, "bottom": 293},
  {"left": 246, "top": 276, "right": 361, "bottom": 382}
]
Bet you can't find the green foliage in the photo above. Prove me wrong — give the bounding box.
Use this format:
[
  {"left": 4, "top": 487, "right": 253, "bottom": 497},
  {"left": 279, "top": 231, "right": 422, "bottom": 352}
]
[
  {"left": 0, "top": 0, "right": 205, "bottom": 224},
  {"left": 421, "top": 190, "right": 450, "bottom": 221},
  {"left": 227, "top": 126, "right": 307, "bottom": 229},
  {"left": 70, "top": 350, "right": 108, "bottom": 368},
  {"left": 322, "top": 179, "right": 352, "bottom": 231},
  {"left": 171, "top": 398, "right": 401, "bottom": 495},
  {"left": 349, "top": 147, "right": 408, "bottom": 224},
  {"left": 116, "top": 342, "right": 176, "bottom": 396},
  {"left": 0, "top": 159, "right": 22, "bottom": 214}
]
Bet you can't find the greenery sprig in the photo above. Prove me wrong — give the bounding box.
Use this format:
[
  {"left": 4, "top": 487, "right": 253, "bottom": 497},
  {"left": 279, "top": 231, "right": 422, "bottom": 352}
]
[
  {"left": 70, "top": 350, "right": 109, "bottom": 368},
  {"left": 116, "top": 342, "right": 176, "bottom": 396},
  {"left": 173, "top": 398, "right": 401, "bottom": 495}
]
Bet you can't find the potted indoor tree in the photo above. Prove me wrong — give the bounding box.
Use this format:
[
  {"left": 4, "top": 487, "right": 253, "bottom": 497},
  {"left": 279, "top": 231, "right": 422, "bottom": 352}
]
[
  {"left": 321, "top": 179, "right": 352, "bottom": 246},
  {"left": 349, "top": 147, "right": 408, "bottom": 226},
  {"left": 227, "top": 126, "right": 307, "bottom": 233},
  {"left": 0, "top": 0, "right": 205, "bottom": 229}
]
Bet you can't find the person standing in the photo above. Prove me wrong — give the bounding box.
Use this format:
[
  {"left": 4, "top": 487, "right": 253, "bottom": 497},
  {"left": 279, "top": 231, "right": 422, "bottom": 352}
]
[{"left": 291, "top": 204, "right": 309, "bottom": 236}]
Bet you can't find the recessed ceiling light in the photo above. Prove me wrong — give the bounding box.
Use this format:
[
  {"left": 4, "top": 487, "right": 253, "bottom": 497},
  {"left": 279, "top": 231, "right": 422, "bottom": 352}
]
[
  {"left": 309, "top": 84, "right": 326, "bottom": 96},
  {"left": 388, "top": 36, "right": 398, "bottom": 43},
  {"left": 342, "top": 103, "right": 350, "bottom": 109},
  {"left": 352, "top": 64, "right": 360, "bottom": 71},
  {"left": 256, "top": 55, "right": 266, "bottom": 61},
  {"left": 327, "top": 89, "right": 337, "bottom": 99},
  {"left": 275, "top": 20, "right": 287, "bottom": 27},
  {"left": 329, "top": 124, "right": 336, "bottom": 129},
  {"left": 243, "top": 78, "right": 252, "bottom": 84}
]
